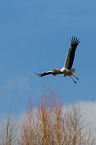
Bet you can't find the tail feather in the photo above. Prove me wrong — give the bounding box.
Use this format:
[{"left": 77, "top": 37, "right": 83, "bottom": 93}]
[{"left": 70, "top": 68, "right": 75, "bottom": 75}]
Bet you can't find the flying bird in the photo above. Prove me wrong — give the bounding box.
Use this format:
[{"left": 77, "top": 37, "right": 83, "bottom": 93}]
[{"left": 36, "top": 36, "right": 80, "bottom": 84}]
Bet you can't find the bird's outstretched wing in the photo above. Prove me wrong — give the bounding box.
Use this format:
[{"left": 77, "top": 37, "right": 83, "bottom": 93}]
[
  {"left": 64, "top": 36, "right": 80, "bottom": 69},
  {"left": 35, "top": 71, "right": 52, "bottom": 77}
]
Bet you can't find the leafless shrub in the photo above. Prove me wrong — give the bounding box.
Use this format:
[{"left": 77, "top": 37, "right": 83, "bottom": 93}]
[
  {"left": 0, "top": 114, "right": 18, "bottom": 145},
  {"left": 20, "top": 89, "right": 96, "bottom": 145}
]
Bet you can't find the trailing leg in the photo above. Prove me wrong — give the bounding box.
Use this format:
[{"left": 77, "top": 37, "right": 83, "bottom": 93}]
[
  {"left": 70, "top": 76, "right": 77, "bottom": 84},
  {"left": 73, "top": 74, "right": 79, "bottom": 80}
]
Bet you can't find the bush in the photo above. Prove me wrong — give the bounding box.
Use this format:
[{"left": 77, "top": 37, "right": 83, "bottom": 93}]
[
  {"left": 0, "top": 114, "right": 18, "bottom": 145},
  {"left": 19, "top": 90, "right": 96, "bottom": 145}
]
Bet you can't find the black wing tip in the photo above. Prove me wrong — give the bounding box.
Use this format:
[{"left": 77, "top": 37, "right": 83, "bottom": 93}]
[
  {"left": 35, "top": 73, "right": 43, "bottom": 77},
  {"left": 70, "top": 36, "right": 80, "bottom": 46}
]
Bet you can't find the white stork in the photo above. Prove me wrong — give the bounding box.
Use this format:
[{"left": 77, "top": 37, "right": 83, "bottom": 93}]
[{"left": 36, "top": 36, "right": 80, "bottom": 84}]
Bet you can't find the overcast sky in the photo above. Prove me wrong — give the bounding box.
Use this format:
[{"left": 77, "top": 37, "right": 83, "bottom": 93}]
[{"left": 0, "top": 0, "right": 96, "bottom": 124}]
